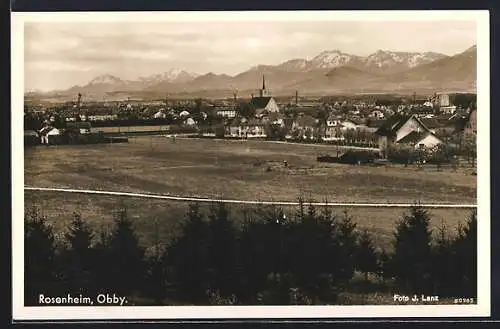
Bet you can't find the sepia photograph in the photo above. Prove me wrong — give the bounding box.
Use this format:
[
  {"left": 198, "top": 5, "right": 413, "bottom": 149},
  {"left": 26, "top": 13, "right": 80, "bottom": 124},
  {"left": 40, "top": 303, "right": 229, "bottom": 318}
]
[{"left": 12, "top": 10, "right": 490, "bottom": 320}]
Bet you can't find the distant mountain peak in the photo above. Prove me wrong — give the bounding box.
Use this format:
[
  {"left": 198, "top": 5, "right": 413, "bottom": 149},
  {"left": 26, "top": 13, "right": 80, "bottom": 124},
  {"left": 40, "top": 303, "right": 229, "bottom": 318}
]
[
  {"left": 89, "top": 74, "right": 123, "bottom": 85},
  {"left": 464, "top": 44, "right": 477, "bottom": 53}
]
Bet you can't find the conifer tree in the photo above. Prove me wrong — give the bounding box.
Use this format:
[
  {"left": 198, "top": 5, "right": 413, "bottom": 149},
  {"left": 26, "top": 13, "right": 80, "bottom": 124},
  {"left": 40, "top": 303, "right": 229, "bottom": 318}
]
[
  {"left": 145, "top": 218, "right": 167, "bottom": 304},
  {"left": 432, "top": 220, "right": 455, "bottom": 296},
  {"left": 25, "top": 208, "right": 58, "bottom": 305},
  {"left": 166, "top": 203, "right": 211, "bottom": 303},
  {"left": 392, "top": 206, "right": 433, "bottom": 294},
  {"left": 107, "top": 207, "right": 146, "bottom": 298},
  {"left": 61, "top": 212, "right": 97, "bottom": 295},
  {"left": 377, "top": 248, "right": 392, "bottom": 284},
  {"left": 452, "top": 211, "right": 477, "bottom": 297},
  {"left": 336, "top": 210, "right": 358, "bottom": 286},
  {"left": 356, "top": 229, "right": 378, "bottom": 283},
  {"left": 207, "top": 202, "right": 237, "bottom": 298}
]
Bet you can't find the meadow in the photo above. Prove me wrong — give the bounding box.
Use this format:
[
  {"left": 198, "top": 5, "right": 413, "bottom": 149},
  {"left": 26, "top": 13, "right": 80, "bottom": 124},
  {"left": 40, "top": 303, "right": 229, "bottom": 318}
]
[{"left": 24, "top": 136, "right": 476, "bottom": 250}]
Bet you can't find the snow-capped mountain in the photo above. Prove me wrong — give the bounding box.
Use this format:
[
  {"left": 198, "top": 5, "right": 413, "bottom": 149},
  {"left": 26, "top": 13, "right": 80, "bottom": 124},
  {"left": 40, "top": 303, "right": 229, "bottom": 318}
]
[
  {"left": 270, "top": 49, "right": 448, "bottom": 73},
  {"left": 362, "top": 50, "right": 448, "bottom": 71},
  {"left": 88, "top": 74, "right": 125, "bottom": 85},
  {"left": 140, "top": 69, "right": 199, "bottom": 84},
  {"left": 276, "top": 59, "right": 310, "bottom": 71},
  {"left": 309, "top": 50, "right": 363, "bottom": 69},
  {"left": 38, "top": 44, "right": 475, "bottom": 98}
]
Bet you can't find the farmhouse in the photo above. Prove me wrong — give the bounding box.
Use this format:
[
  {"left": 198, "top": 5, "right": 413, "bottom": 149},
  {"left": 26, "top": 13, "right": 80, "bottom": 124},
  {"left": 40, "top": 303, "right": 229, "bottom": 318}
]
[
  {"left": 375, "top": 114, "right": 443, "bottom": 151},
  {"left": 39, "top": 126, "right": 61, "bottom": 145}
]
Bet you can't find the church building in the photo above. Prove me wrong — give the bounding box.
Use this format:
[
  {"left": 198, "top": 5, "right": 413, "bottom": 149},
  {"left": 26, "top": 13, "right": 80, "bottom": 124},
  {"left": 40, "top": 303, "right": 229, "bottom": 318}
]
[{"left": 249, "top": 76, "right": 280, "bottom": 116}]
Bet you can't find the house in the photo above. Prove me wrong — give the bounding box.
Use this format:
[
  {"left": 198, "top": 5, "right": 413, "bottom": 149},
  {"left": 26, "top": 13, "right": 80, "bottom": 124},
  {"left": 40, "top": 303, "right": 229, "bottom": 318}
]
[
  {"left": 88, "top": 114, "right": 119, "bottom": 121},
  {"left": 39, "top": 126, "right": 61, "bottom": 145},
  {"left": 369, "top": 110, "right": 385, "bottom": 119},
  {"left": 216, "top": 109, "right": 237, "bottom": 119},
  {"left": 225, "top": 118, "right": 266, "bottom": 138},
  {"left": 67, "top": 121, "right": 92, "bottom": 134},
  {"left": 292, "top": 115, "right": 319, "bottom": 139},
  {"left": 179, "top": 110, "right": 190, "bottom": 118},
  {"left": 262, "top": 112, "right": 286, "bottom": 127},
  {"left": 326, "top": 114, "right": 343, "bottom": 127},
  {"left": 440, "top": 106, "right": 458, "bottom": 115},
  {"left": 341, "top": 120, "right": 358, "bottom": 130},
  {"left": 153, "top": 110, "right": 166, "bottom": 119},
  {"left": 375, "top": 114, "right": 443, "bottom": 152}
]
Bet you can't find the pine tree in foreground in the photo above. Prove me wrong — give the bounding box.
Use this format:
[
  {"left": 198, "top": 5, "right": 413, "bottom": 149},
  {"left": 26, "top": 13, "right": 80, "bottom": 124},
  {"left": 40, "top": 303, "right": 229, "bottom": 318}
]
[
  {"left": 452, "top": 211, "right": 477, "bottom": 297},
  {"left": 106, "top": 208, "right": 146, "bottom": 298},
  {"left": 25, "top": 208, "right": 58, "bottom": 305},
  {"left": 432, "top": 220, "right": 455, "bottom": 296},
  {"left": 61, "top": 212, "right": 98, "bottom": 296},
  {"left": 166, "top": 203, "right": 211, "bottom": 304},
  {"left": 356, "top": 229, "right": 378, "bottom": 284},
  {"left": 392, "top": 206, "right": 433, "bottom": 294}
]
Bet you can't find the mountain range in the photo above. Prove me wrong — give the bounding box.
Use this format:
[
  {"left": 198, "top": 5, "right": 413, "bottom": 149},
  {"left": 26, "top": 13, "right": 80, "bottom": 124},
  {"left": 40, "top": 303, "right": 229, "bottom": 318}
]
[{"left": 29, "top": 45, "right": 477, "bottom": 100}]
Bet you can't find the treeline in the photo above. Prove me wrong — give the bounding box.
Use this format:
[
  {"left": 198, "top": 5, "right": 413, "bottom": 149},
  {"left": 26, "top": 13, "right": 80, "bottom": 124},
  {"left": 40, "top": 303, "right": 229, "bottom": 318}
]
[{"left": 25, "top": 201, "right": 476, "bottom": 306}]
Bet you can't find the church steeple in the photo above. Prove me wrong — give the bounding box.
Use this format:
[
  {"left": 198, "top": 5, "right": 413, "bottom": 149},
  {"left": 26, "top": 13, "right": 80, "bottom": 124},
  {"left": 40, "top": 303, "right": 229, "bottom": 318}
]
[{"left": 259, "top": 75, "right": 268, "bottom": 97}]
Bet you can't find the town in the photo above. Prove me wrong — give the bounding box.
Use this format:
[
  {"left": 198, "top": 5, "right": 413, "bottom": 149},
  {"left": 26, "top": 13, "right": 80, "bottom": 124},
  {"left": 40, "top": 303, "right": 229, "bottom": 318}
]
[{"left": 24, "top": 77, "right": 477, "bottom": 167}]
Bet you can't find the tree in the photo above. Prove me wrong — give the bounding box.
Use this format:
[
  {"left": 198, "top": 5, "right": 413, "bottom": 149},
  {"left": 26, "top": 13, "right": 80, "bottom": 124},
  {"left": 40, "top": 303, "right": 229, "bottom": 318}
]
[
  {"left": 431, "top": 220, "right": 455, "bottom": 296},
  {"left": 335, "top": 210, "right": 358, "bottom": 286},
  {"left": 166, "top": 203, "right": 211, "bottom": 303},
  {"left": 451, "top": 211, "right": 477, "bottom": 297},
  {"left": 60, "top": 212, "right": 98, "bottom": 295},
  {"left": 376, "top": 248, "right": 392, "bottom": 284},
  {"left": 106, "top": 208, "right": 146, "bottom": 297},
  {"left": 144, "top": 218, "right": 168, "bottom": 304},
  {"left": 356, "top": 229, "right": 378, "bottom": 283},
  {"left": 461, "top": 135, "right": 477, "bottom": 167},
  {"left": 25, "top": 208, "right": 58, "bottom": 305},
  {"left": 391, "top": 206, "right": 434, "bottom": 294},
  {"left": 207, "top": 202, "right": 238, "bottom": 298},
  {"left": 238, "top": 102, "right": 256, "bottom": 119}
]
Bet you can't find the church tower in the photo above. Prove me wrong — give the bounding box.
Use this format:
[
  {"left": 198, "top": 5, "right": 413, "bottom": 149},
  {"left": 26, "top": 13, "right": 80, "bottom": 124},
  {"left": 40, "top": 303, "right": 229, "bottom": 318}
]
[{"left": 259, "top": 75, "right": 269, "bottom": 97}]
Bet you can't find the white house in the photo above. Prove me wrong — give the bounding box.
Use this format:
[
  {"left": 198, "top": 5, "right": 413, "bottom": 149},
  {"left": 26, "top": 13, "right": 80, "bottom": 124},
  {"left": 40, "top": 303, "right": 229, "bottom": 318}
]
[
  {"left": 375, "top": 114, "right": 443, "bottom": 152},
  {"left": 179, "top": 110, "right": 190, "bottom": 118},
  {"left": 216, "top": 109, "right": 237, "bottom": 118},
  {"left": 39, "top": 126, "right": 61, "bottom": 144},
  {"left": 154, "top": 110, "right": 166, "bottom": 119}
]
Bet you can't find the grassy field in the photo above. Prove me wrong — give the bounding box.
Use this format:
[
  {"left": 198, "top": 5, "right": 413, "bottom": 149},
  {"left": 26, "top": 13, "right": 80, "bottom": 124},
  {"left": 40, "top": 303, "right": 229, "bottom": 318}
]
[
  {"left": 25, "top": 135, "right": 476, "bottom": 204},
  {"left": 92, "top": 125, "right": 171, "bottom": 134},
  {"left": 24, "top": 136, "right": 476, "bottom": 251}
]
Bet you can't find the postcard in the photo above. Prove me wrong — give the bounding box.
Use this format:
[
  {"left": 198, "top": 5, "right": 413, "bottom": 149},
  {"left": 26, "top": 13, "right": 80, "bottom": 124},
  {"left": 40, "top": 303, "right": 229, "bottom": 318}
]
[{"left": 12, "top": 10, "right": 490, "bottom": 321}]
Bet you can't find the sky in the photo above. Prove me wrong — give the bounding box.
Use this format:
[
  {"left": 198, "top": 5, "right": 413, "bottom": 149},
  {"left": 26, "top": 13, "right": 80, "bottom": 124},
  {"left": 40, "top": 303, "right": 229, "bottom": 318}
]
[{"left": 23, "top": 20, "right": 477, "bottom": 92}]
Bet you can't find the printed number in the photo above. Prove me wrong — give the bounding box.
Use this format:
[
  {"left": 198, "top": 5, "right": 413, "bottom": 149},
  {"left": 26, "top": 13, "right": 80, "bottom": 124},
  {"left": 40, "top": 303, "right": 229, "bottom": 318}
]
[{"left": 454, "top": 298, "right": 475, "bottom": 304}]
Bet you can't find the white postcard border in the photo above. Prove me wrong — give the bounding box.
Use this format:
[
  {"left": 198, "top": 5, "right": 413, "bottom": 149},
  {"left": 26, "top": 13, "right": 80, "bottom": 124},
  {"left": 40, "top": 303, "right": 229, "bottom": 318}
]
[{"left": 11, "top": 10, "right": 491, "bottom": 320}]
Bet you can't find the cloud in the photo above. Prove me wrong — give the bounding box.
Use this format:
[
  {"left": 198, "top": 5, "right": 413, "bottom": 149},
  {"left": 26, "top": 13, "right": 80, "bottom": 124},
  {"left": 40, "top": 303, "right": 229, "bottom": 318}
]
[{"left": 23, "top": 20, "right": 477, "bottom": 91}]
